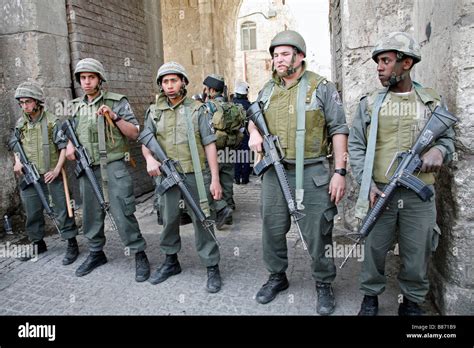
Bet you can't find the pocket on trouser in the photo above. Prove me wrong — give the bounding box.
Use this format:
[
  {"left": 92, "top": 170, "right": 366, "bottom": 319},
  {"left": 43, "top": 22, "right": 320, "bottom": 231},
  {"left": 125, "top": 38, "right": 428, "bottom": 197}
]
[
  {"left": 121, "top": 194, "right": 137, "bottom": 216},
  {"left": 311, "top": 162, "right": 330, "bottom": 187},
  {"left": 431, "top": 224, "right": 441, "bottom": 252},
  {"left": 321, "top": 206, "right": 338, "bottom": 236}
]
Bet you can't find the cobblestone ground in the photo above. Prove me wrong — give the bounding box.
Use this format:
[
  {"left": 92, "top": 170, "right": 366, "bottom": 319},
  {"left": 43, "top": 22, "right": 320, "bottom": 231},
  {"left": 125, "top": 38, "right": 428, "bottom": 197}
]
[{"left": 0, "top": 177, "right": 438, "bottom": 316}]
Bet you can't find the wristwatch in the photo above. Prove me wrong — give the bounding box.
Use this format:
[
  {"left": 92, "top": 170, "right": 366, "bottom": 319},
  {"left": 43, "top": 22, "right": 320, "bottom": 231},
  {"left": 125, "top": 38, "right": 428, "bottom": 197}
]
[{"left": 334, "top": 168, "right": 347, "bottom": 176}]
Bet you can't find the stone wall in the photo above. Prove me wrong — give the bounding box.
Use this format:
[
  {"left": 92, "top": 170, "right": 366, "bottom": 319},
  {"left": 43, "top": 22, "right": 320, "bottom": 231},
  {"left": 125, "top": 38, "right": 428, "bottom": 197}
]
[
  {"left": 330, "top": 0, "right": 474, "bottom": 314},
  {"left": 413, "top": 0, "right": 474, "bottom": 315},
  {"left": 66, "top": 0, "right": 162, "bottom": 197},
  {"left": 0, "top": 0, "right": 72, "bottom": 233},
  {"left": 160, "top": 0, "right": 240, "bottom": 96}
]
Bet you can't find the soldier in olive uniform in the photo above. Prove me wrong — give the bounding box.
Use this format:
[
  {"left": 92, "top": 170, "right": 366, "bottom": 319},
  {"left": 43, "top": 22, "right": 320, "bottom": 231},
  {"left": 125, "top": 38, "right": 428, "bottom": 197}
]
[
  {"left": 65, "top": 58, "right": 150, "bottom": 282},
  {"left": 248, "top": 30, "right": 349, "bottom": 315},
  {"left": 349, "top": 32, "right": 456, "bottom": 316},
  {"left": 12, "top": 81, "right": 79, "bottom": 264},
  {"left": 202, "top": 74, "right": 235, "bottom": 230},
  {"left": 142, "top": 62, "right": 223, "bottom": 293}
]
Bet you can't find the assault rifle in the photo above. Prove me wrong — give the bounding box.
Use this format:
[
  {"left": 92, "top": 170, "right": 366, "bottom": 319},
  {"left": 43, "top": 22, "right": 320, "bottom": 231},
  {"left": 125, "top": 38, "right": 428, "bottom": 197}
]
[
  {"left": 61, "top": 119, "right": 118, "bottom": 232},
  {"left": 247, "top": 102, "right": 308, "bottom": 251},
  {"left": 340, "top": 106, "right": 458, "bottom": 268},
  {"left": 8, "top": 129, "right": 61, "bottom": 233},
  {"left": 138, "top": 128, "right": 218, "bottom": 245}
]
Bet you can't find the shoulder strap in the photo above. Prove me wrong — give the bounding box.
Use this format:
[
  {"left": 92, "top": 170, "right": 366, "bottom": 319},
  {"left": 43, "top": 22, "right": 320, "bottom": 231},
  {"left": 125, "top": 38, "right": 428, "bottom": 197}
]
[
  {"left": 40, "top": 112, "right": 51, "bottom": 172},
  {"left": 182, "top": 105, "right": 210, "bottom": 217},
  {"left": 257, "top": 80, "right": 275, "bottom": 110},
  {"left": 354, "top": 88, "right": 389, "bottom": 220},
  {"left": 295, "top": 73, "right": 309, "bottom": 210}
]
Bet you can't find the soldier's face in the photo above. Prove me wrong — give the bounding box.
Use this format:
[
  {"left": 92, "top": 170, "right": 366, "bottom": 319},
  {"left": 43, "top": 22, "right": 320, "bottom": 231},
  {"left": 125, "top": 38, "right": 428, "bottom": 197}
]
[
  {"left": 18, "top": 98, "right": 37, "bottom": 114},
  {"left": 161, "top": 74, "right": 183, "bottom": 99},
  {"left": 80, "top": 73, "right": 101, "bottom": 95},
  {"left": 273, "top": 45, "right": 304, "bottom": 77},
  {"left": 376, "top": 52, "right": 403, "bottom": 87}
]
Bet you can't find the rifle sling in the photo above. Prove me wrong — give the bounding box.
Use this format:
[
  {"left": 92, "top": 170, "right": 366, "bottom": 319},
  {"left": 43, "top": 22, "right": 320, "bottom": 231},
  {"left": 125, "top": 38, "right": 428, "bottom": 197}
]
[
  {"left": 355, "top": 88, "right": 389, "bottom": 220},
  {"left": 97, "top": 115, "right": 109, "bottom": 204},
  {"left": 295, "top": 73, "right": 308, "bottom": 210},
  {"left": 40, "top": 114, "right": 51, "bottom": 173},
  {"left": 183, "top": 105, "right": 210, "bottom": 217}
]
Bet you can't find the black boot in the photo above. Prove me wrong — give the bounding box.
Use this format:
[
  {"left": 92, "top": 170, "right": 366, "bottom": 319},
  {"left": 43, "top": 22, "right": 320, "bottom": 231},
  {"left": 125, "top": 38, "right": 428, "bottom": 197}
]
[
  {"left": 75, "top": 251, "right": 107, "bottom": 277},
  {"left": 206, "top": 265, "right": 222, "bottom": 293},
  {"left": 398, "top": 297, "right": 424, "bottom": 316},
  {"left": 62, "top": 237, "right": 79, "bottom": 265},
  {"left": 215, "top": 206, "right": 232, "bottom": 230},
  {"left": 149, "top": 254, "right": 181, "bottom": 285},
  {"left": 316, "top": 282, "right": 336, "bottom": 315},
  {"left": 255, "top": 273, "right": 289, "bottom": 304},
  {"left": 18, "top": 240, "right": 47, "bottom": 261},
  {"left": 358, "top": 295, "right": 378, "bottom": 316},
  {"left": 135, "top": 251, "right": 150, "bottom": 282}
]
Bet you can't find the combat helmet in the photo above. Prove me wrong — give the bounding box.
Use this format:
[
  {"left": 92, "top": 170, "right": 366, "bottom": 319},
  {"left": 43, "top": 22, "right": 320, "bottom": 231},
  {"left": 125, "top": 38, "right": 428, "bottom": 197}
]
[
  {"left": 269, "top": 30, "right": 306, "bottom": 57},
  {"left": 74, "top": 58, "right": 107, "bottom": 83},
  {"left": 372, "top": 32, "right": 421, "bottom": 64},
  {"left": 156, "top": 61, "right": 189, "bottom": 85},
  {"left": 234, "top": 81, "right": 249, "bottom": 95},
  {"left": 15, "top": 81, "right": 45, "bottom": 103}
]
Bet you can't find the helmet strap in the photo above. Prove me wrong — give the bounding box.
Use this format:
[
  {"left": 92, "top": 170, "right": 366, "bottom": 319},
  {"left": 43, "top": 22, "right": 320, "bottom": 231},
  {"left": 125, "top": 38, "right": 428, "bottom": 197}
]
[{"left": 387, "top": 61, "right": 410, "bottom": 87}]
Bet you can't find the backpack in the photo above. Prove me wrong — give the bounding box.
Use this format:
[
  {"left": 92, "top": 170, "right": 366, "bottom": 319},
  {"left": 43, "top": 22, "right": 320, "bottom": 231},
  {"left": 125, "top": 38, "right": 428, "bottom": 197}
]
[{"left": 207, "top": 101, "right": 246, "bottom": 149}]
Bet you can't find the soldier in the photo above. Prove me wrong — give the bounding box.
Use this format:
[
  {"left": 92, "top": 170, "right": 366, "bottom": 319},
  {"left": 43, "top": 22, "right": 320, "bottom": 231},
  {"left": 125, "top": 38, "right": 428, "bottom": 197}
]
[
  {"left": 349, "top": 32, "right": 456, "bottom": 315},
  {"left": 12, "top": 81, "right": 79, "bottom": 264},
  {"left": 233, "top": 81, "right": 251, "bottom": 185},
  {"left": 248, "top": 30, "right": 349, "bottom": 315},
  {"left": 142, "top": 62, "right": 223, "bottom": 293},
  {"left": 202, "top": 74, "right": 244, "bottom": 229},
  {"left": 65, "top": 58, "right": 150, "bottom": 282}
]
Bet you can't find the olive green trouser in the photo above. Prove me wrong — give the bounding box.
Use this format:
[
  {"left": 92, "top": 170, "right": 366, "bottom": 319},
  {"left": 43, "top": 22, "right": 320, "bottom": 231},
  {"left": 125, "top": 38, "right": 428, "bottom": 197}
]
[
  {"left": 20, "top": 176, "right": 78, "bottom": 242},
  {"left": 79, "top": 160, "right": 146, "bottom": 253},
  {"left": 360, "top": 184, "right": 438, "bottom": 303},
  {"left": 158, "top": 173, "right": 220, "bottom": 267},
  {"left": 261, "top": 162, "right": 338, "bottom": 283}
]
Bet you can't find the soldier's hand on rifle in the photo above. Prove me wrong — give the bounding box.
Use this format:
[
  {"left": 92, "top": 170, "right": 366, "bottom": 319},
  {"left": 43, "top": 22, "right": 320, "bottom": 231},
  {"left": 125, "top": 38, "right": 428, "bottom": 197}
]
[
  {"left": 420, "top": 147, "right": 443, "bottom": 173},
  {"left": 44, "top": 168, "right": 60, "bottom": 184},
  {"left": 370, "top": 182, "right": 385, "bottom": 208},
  {"left": 329, "top": 174, "right": 346, "bottom": 205},
  {"left": 66, "top": 141, "right": 76, "bottom": 161},
  {"left": 248, "top": 128, "right": 263, "bottom": 153},
  {"left": 13, "top": 157, "right": 23, "bottom": 176},
  {"left": 146, "top": 157, "right": 162, "bottom": 177},
  {"left": 210, "top": 179, "right": 223, "bottom": 200}
]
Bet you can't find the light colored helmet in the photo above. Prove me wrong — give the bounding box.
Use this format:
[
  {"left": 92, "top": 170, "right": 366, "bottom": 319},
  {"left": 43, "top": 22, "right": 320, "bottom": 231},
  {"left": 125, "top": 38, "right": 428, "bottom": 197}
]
[
  {"left": 15, "top": 81, "right": 45, "bottom": 103},
  {"left": 156, "top": 61, "right": 189, "bottom": 85},
  {"left": 269, "top": 30, "right": 306, "bottom": 57},
  {"left": 74, "top": 58, "right": 107, "bottom": 83},
  {"left": 372, "top": 32, "right": 421, "bottom": 64},
  {"left": 234, "top": 81, "right": 249, "bottom": 95}
]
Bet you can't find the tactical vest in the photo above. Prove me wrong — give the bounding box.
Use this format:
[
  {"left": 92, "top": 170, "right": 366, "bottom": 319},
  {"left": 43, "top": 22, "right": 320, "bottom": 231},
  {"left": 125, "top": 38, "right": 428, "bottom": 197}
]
[
  {"left": 150, "top": 96, "right": 206, "bottom": 173},
  {"left": 16, "top": 110, "right": 60, "bottom": 174},
  {"left": 73, "top": 91, "right": 129, "bottom": 165},
  {"left": 366, "top": 87, "right": 441, "bottom": 185},
  {"left": 260, "top": 71, "right": 327, "bottom": 160}
]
